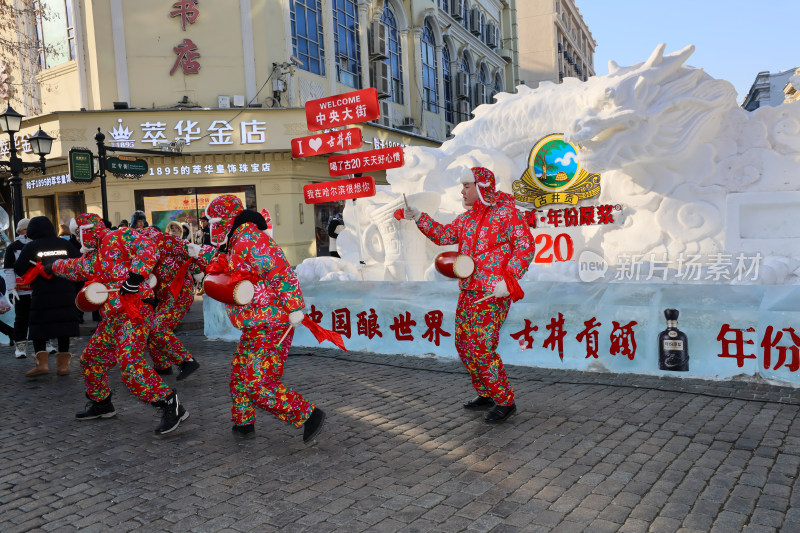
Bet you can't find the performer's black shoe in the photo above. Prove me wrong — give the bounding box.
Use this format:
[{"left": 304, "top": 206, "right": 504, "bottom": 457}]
[
  {"left": 76, "top": 394, "right": 116, "bottom": 420},
  {"left": 176, "top": 359, "right": 200, "bottom": 381},
  {"left": 303, "top": 407, "right": 326, "bottom": 444},
  {"left": 152, "top": 391, "right": 189, "bottom": 435},
  {"left": 485, "top": 403, "right": 517, "bottom": 423},
  {"left": 463, "top": 395, "right": 495, "bottom": 410},
  {"left": 232, "top": 423, "right": 255, "bottom": 438},
  {"left": 155, "top": 366, "right": 173, "bottom": 376}
]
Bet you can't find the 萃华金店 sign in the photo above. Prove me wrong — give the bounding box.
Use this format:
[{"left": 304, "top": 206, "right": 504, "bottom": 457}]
[
  {"left": 305, "top": 88, "right": 380, "bottom": 131},
  {"left": 303, "top": 176, "right": 376, "bottom": 204}
]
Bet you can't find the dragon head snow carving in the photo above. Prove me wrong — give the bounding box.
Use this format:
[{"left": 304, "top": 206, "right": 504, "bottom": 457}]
[
  {"left": 565, "top": 44, "right": 738, "bottom": 172},
  {"left": 332, "top": 44, "right": 800, "bottom": 284}
]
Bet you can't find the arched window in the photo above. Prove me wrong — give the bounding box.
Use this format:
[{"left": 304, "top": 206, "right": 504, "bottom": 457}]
[
  {"left": 458, "top": 56, "right": 471, "bottom": 123},
  {"left": 478, "top": 63, "right": 488, "bottom": 105},
  {"left": 382, "top": 7, "right": 403, "bottom": 104},
  {"left": 334, "top": 0, "right": 361, "bottom": 88},
  {"left": 492, "top": 72, "right": 503, "bottom": 100},
  {"left": 421, "top": 21, "right": 438, "bottom": 113},
  {"left": 442, "top": 44, "right": 453, "bottom": 123},
  {"left": 291, "top": 0, "right": 325, "bottom": 75}
]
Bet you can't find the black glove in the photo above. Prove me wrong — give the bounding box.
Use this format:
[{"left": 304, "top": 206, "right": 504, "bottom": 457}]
[
  {"left": 120, "top": 272, "right": 145, "bottom": 295},
  {"left": 42, "top": 258, "right": 56, "bottom": 277}
]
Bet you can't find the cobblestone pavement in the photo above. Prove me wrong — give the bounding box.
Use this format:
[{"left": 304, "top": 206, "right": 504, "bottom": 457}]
[{"left": 3, "top": 330, "right": 800, "bottom": 532}]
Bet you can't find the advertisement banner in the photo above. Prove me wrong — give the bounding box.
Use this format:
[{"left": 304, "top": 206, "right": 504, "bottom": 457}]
[
  {"left": 305, "top": 88, "right": 380, "bottom": 131},
  {"left": 291, "top": 128, "right": 363, "bottom": 158},
  {"left": 303, "top": 176, "right": 376, "bottom": 204},
  {"left": 327, "top": 146, "right": 404, "bottom": 177}
]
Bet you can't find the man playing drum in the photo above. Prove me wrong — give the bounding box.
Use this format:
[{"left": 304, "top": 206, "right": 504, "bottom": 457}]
[
  {"left": 404, "top": 167, "right": 534, "bottom": 423},
  {"left": 203, "top": 194, "right": 325, "bottom": 443},
  {"left": 45, "top": 213, "right": 190, "bottom": 435},
  {"left": 138, "top": 226, "right": 206, "bottom": 380}
]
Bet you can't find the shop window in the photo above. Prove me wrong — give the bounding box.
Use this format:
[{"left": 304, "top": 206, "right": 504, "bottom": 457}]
[{"left": 134, "top": 185, "right": 256, "bottom": 234}]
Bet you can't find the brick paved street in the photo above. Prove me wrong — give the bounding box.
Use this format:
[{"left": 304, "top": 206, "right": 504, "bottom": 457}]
[{"left": 3, "top": 329, "right": 800, "bottom": 532}]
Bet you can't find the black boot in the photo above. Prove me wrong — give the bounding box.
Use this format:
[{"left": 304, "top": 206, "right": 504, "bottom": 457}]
[
  {"left": 76, "top": 394, "right": 116, "bottom": 420},
  {"left": 232, "top": 423, "right": 255, "bottom": 438},
  {"left": 485, "top": 403, "right": 517, "bottom": 423},
  {"left": 155, "top": 366, "right": 173, "bottom": 375},
  {"left": 176, "top": 358, "right": 200, "bottom": 381},
  {"left": 303, "top": 407, "right": 326, "bottom": 444},
  {"left": 463, "top": 395, "right": 495, "bottom": 410},
  {"left": 151, "top": 391, "right": 189, "bottom": 435}
]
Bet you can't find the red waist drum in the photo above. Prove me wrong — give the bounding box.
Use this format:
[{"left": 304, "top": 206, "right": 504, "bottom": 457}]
[
  {"left": 75, "top": 282, "right": 111, "bottom": 312},
  {"left": 434, "top": 251, "right": 475, "bottom": 279},
  {"left": 203, "top": 273, "right": 255, "bottom": 306}
]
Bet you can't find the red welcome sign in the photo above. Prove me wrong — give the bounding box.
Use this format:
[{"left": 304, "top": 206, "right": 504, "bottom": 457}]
[
  {"left": 327, "top": 146, "right": 404, "bottom": 176},
  {"left": 303, "top": 176, "right": 376, "bottom": 204},
  {"left": 305, "top": 88, "right": 380, "bottom": 131},
  {"left": 291, "top": 128, "right": 363, "bottom": 158}
]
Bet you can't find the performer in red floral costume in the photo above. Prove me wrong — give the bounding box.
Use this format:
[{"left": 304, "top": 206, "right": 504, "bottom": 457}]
[
  {"left": 204, "top": 194, "right": 325, "bottom": 442},
  {"left": 46, "top": 213, "right": 189, "bottom": 435},
  {"left": 404, "top": 167, "right": 534, "bottom": 423},
  {"left": 139, "top": 226, "right": 204, "bottom": 380}
]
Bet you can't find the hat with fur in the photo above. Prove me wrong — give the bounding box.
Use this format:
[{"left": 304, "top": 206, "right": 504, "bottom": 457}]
[
  {"left": 460, "top": 166, "right": 497, "bottom": 206},
  {"left": 205, "top": 194, "right": 244, "bottom": 246},
  {"left": 69, "top": 213, "right": 107, "bottom": 252}
]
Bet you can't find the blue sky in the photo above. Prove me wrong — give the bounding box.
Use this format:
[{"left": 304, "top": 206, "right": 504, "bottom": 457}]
[{"left": 576, "top": 1, "right": 800, "bottom": 102}]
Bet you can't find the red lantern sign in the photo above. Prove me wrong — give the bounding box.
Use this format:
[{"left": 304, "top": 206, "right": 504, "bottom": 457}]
[
  {"left": 291, "top": 128, "right": 363, "bottom": 158},
  {"left": 327, "top": 146, "right": 404, "bottom": 177},
  {"left": 303, "top": 176, "right": 376, "bottom": 204},
  {"left": 305, "top": 88, "right": 380, "bottom": 131}
]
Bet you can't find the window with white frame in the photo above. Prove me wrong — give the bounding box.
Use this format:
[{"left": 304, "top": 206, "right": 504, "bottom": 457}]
[
  {"left": 421, "top": 21, "right": 438, "bottom": 113},
  {"left": 333, "top": 0, "right": 361, "bottom": 88},
  {"left": 291, "top": 0, "right": 325, "bottom": 75},
  {"left": 443, "top": 44, "right": 453, "bottom": 123},
  {"left": 35, "top": 0, "right": 75, "bottom": 70},
  {"left": 381, "top": 7, "right": 403, "bottom": 104}
]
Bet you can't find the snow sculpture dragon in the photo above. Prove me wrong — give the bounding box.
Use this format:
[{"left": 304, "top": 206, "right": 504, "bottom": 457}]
[{"left": 335, "top": 44, "right": 800, "bottom": 284}]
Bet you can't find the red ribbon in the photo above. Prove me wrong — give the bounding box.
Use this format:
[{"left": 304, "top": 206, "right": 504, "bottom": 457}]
[
  {"left": 119, "top": 292, "right": 144, "bottom": 323},
  {"left": 205, "top": 253, "right": 229, "bottom": 275},
  {"left": 19, "top": 261, "right": 52, "bottom": 285},
  {"left": 503, "top": 271, "right": 525, "bottom": 302},
  {"left": 230, "top": 269, "right": 260, "bottom": 284},
  {"left": 169, "top": 260, "right": 193, "bottom": 299},
  {"left": 302, "top": 315, "right": 348, "bottom": 351}
]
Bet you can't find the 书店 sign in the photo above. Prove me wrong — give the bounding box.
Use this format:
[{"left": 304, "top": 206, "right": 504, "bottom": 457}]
[
  {"left": 327, "top": 146, "right": 404, "bottom": 177},
  {"left": 303, "top": 176, "right": 376, "bottom": 204},
  {"left": 305, "top": 88, "right": 380, "bottom": 131},
  {"left": 291, "top": 128, "right": 363, "bottom": 158}
]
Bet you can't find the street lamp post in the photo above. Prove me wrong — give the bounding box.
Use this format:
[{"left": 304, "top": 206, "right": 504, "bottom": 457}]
[{"left": 0, "top": 105, "right": 54, "bottom": 227}]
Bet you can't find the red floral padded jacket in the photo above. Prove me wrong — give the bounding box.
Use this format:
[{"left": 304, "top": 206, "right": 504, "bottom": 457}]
[
  {"left": 416, "top": 192, "right": 535, "bottom": 293},
  {"left": 222, "top": 222, "right": 304, "bottom": 330}
]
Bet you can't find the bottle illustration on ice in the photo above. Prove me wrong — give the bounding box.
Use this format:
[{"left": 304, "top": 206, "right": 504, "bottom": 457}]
[{"left": 658, "top": 308, "right": 689, "bottom": 371}]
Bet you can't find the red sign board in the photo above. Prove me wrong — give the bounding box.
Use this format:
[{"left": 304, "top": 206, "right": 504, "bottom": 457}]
[
  {"left": 291, "top": 128, "right": 363, "bottom": 158},
  {"left": 303, "top": 176, "right": 376, "bottom": 204},
  {"left": 328, "top": 146, "right": 404, "bottom": 177},
  {"left": 305, "top": 88, "right": 380, "bottom": 131}
]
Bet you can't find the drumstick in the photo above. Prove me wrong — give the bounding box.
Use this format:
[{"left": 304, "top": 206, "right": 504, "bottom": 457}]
[
  {"left": 476, "top": 294, "right": 494, "bottom": 303},
  {"left": 402, "top": 193, "right": 409, "bottom": 209},
  {"left": 277, "top": 325, "right": 292, "bottom": 346}
]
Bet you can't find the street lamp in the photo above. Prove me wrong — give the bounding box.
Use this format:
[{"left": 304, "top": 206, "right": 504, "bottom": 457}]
[{"left": 0, "top": 105, "right": 54, "bottom": 227}]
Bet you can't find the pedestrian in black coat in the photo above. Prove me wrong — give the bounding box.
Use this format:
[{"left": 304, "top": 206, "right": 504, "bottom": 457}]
[{"left": 14, "top": 216, "right": 81, "bottom": 377}]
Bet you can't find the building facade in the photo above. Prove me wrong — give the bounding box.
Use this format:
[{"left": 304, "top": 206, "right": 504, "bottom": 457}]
[
  {"left": 741, "top": 67, "right": 798, "bottom": 111},
  {"left": 516, "top": 0, "right": 595, "bottom": 88},
  {"left": 783, "top": 68, "right": 800, "bottom": 104},
  {"left": 0, "top": 0, "right": 519, "bottom": 265}
]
